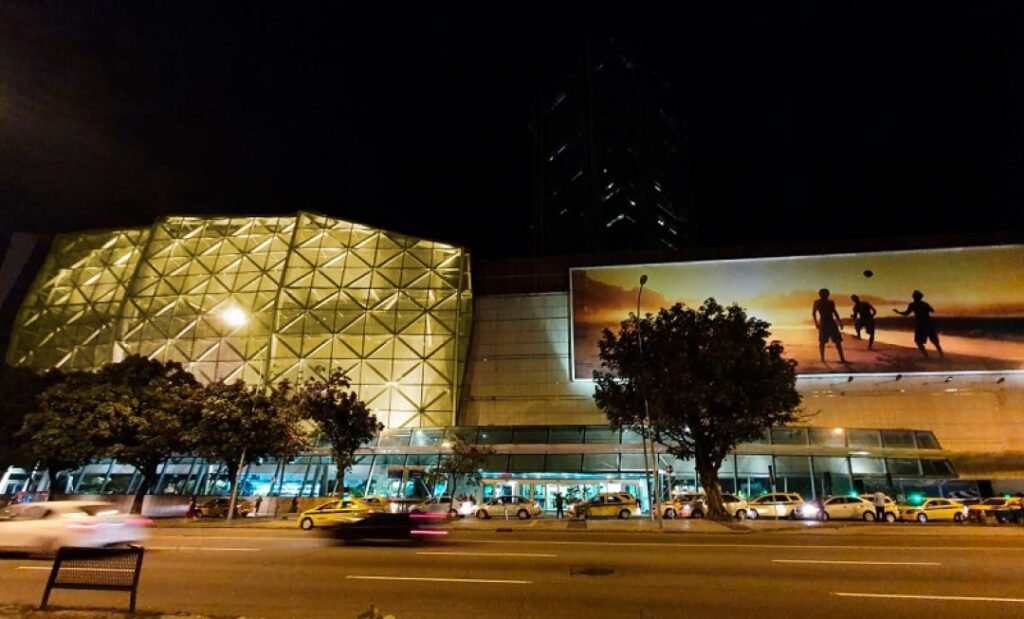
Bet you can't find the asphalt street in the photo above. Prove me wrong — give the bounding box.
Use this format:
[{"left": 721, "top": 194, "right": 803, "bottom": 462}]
[{"left": 2, "top": 525, "right": 1024, "bottom": 618}]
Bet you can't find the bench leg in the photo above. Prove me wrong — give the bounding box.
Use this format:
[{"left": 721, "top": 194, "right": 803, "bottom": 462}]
[{"left": 40, "top": 584, "right": 52, "bottom": 610}]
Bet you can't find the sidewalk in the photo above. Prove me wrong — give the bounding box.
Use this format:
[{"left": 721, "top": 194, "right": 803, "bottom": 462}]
[{"left": 0, "top": 605, "right": 235, "bottom": 619}]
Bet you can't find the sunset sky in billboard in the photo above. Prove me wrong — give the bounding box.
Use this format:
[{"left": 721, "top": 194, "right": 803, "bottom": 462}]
[{"left": 571, "top": 245, "right": 1024, "bottom": 378}]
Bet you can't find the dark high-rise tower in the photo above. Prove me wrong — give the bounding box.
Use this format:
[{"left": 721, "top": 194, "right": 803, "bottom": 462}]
[{"left": 531, "top": 32, "right": 696, "bottom": 256}]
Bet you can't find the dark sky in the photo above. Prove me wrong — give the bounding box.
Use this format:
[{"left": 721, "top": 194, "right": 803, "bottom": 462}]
[{"left": 2, "top": 2, "right": 1023, "bottom": 257}]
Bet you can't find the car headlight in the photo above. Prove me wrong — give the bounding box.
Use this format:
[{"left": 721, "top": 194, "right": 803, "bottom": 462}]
[{"left": 799, "top": 505, "right": 820, "bottom": 517}]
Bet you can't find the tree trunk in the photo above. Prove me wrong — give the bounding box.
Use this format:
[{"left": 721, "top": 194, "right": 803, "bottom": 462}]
[
  {"left": 130, "top": 463, "right": 158, "bottom": 515},
  {"left": 225, "top": 452, "right": 243, "bottom": 523},
  {"left": 696, "top": 453, "right": 730, "bottom": 521},
  {"left": 45, "top": 468, "right": 60, "bottom": 501}
]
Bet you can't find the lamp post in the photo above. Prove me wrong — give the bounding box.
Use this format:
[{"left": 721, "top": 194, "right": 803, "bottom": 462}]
[{"left": 636, "top": 275, "right": 662, "bottom": 526}]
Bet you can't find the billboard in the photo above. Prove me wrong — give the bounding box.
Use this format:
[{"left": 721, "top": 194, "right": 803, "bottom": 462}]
[{"left": 570, "top": 245, "right": 1024, "bottom": 378}]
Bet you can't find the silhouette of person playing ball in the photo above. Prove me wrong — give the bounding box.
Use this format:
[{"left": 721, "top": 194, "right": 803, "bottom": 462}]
[
  {"left": 893, "top": 290, "right": 943, "bottom": 359},
  {"left": 850, "top": 295, "right": 877, "bottom": 350},
  {"left": 813, "top": 288, "right": 846, "bottom": 364}
]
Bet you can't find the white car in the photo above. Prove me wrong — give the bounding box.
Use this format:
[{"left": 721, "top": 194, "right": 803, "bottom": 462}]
[
  {"left": 474, "top": 496, "right": 542, "bottom": 520},
  {"left": 799, "top": 496, "right": 882, "bottom": 521},
  {"left": 409, "top": 496, "right": 473, "bottom": 518},
  {"left": 745, "top": 493, "right": 804, "bottom": 519},
  {"left": 0, "top": 501, "right": 151, "bottom": 556}
]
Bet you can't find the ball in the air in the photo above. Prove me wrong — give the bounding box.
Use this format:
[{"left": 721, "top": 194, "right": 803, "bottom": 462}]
[{"left": 863, "top": 269, "right": 873, "bottom": 278}]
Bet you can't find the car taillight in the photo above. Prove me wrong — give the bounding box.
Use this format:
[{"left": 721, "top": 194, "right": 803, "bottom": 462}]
[{"left": 126, "top": 518, "right": 154, "bottom": 527}]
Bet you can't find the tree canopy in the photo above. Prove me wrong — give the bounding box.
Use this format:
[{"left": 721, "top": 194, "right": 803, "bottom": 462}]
[
  {"left": 428, "top": 435, "right": 494, "bottom": 500},
  {"left": 594, "top": 299, "right": 802, "bottom": 520},
  {"left": 0, "top": 364, "right": 62, "bottom": 474},
  {"left": 289, "top": 368, "right": 382, "bottom": 493}
]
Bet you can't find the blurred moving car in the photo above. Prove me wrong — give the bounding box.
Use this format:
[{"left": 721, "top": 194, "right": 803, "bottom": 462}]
[
  {"left": 745, "top": 493, "right": 804, "bottom": 520},
  {"left": 474, "top": 496, "right": 542, "bottom": 520},
  {"left": 967, "top": 497, "right": 1023, "bottom": 522},
  {"left": 409, "top": 496, "right": 472, "bottom": 518},
  {"left": 298, "top": 498, "right": 375, "bottom": 529},
  {"left": 897, "top": 498, "right": 967, "bottom": 523},
  {"left": 0, "top": 501, "right": 150, "bottom": 556},
  {"left": 858, "top": 494, "right": 899, "bottom": 522},
  {"left": 196, "top": 498, "right": 253, "bottom": 519},
  {"left": 569, "top": 493, "right": 640, "bottom": 520},
  {"left": 331, "top": 513, "right": 447, "bottom": 544}
]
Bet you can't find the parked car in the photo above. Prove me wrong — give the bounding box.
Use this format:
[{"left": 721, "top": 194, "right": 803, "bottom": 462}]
[
  {"left": 569, "top": 492, "right": 640, "bottom": 520},
  {"left": 298, "top": 498, "right": 374, "bottom": 530},
  {"left": 745, "top": 493, "right": 804, "bottom": 519},
  {"left": 409, "top": 496, "right": 469, "bottom": 518},
  {"left": 331, "top": 513, "right": 447, "bottom": 544},
  {"left": 898, "top": 498, "right": 967, "bottom": 523},
  {"left": 662, "top": 493, "right": 749, "bottom": 519},
  {"left": 858, "top": 494, "right": 900, "bottom": 522},
  {"left": 802, "top": 496, "right": 889, "bottom": 521},
  {"left": 967, "top": 497, "right": 1023, "bottom": 522},
  {"left": 475, "top": 496, "right": 542, "bottom": 520},
  {"left": 0, "top": 501, "right": 151, "bottom": 556},
  {"left": 196, "top": 498, "right": 253, "bottom": 519}
]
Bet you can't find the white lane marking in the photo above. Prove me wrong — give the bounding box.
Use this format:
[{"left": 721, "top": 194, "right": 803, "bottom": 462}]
[
  {"left": 148, "top": 546, "right": 259, "bottom": 552},
  {"left": 468, "top": 539, "right": 1021, "bottom": 552},
  {"left": 156, "top": 535, "right": 306, "bottom": 541},
  {"left": 416, "top": 551, "right": 557, "bottom": 558},
  {"left": 346, "top": 575, "right": 531, "bottom": 585},
  {"left": 833, "top": 592, "right": 1024, "bottom": 604},
  {"left": 16, "top": 566, "right": 131, "bottom": 572},
  {"left": 774, "top": 560, "right": 940, "bottom": 566}
]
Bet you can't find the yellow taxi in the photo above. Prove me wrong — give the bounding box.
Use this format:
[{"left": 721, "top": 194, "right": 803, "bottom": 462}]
[
  {"left": 297, "top": 498, "right": 380, "bottom": 530},
  {"left": 967, "top": 497, "right": 1022, "bottom": 522},
  {"left": 569, "top": 492, "right": 640, "bottom": 519},
  {"left": 897, "top": 498, "right": 967, "bottom": 523}
]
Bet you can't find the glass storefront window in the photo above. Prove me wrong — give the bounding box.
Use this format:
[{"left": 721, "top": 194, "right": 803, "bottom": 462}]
[
  {"left": 549, "top": 426, "right": 585, "bottom": 443},
  {"left": 582, "top": 453, "right": 618, "bottom": 472},
  {"left": 546, "top": 454, "right": 581, "bottom": 473},
  {"left": 345, "top": 456, "right": 372, "bottom": 495},
  {"left": 887, "top": 458, "right": 921, "bottom": 476},
  {"left": 850, "top": 457, "right": 885, "bottom": 475},
  {"left": 881, "top": 430, "right": 916, "bottom": 448},
  {"left": 775, "top": 456, "right": 810, "bottom": 474},
  {"left": 513, "top": 427, "right": 549, "bottom": 444},
  {"left": 446, "top": 427, "right": 478, "bottom": 443},
  {"left": 411, "top": 429, "right": 443, "bottom": 447},
  {"left": 621, "top": 428, "right": 644, "bottom": 445},
  {"left": 812, "top": 456, "right": 849, "bottom": 475},
  {"left": 736, "top": 455, "right": 771, "bottom": 476},
  {"left": 771, "top": 428, "right": 808, "bottom": 445},
  {"left": 378, "top": 430, "right": 413, "bottom": 448},
  {"left": 847, "top": 430, "right": 881, "bottom": 448},
  {"left": 584, "top": 426, "right": 620, "bottom": 444},
  {"left": 915, "top": 432, "right": 940, "bottom": 449},
  {"left": 620, "top": 454, "right": 647, "bottom": 471},
  {"left": 483, "top": 454, "right": 508, "bottom": 473},
  {"left": 509, "top": 454, "right": 546, "bottom": 473},
  {"left": 921, "top": 459, "right": 955, "bottom": 477},
  {"left": 808, "top": 428, "right": 847, "bottom": 448},
  {"left": 478, "top": 427, "right": 513, "bottom": 444}
]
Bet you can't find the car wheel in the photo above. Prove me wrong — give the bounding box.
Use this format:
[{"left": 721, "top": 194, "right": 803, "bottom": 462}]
[
  {"left": 690, "top": 509, "right": 704, "bottom": 519},
  {"left": 789, "top": 510, "right": 798, "bottom": 520},
  {"left": 300, "top": 517, "right": 314, "bottom": 530},
  {"left": 917, "top": 513, "right": 928, "bottom": 524},
  {"left": 862, "top": 511, "right": 875, "bottom": 522},
  {"left": 618, "top": 509, "right": 630, "bottom": 520},
  {"left": 664, "top": 508, "right": 676, "bottom": 519},
  {"left": 954, "top": 513, "right": 964, "bottom": 523},
  {"left": 517, "top": 509, "right": 530, "bottom": 520},
  {"left": 885, "top": 512, "right": 897, "bottom": 523},
  {"left": 820, "top": 511, "right": 830, "bottom": 521},
  {"left": 747, "top": 509, "right": 759, "bottom": 520},
  {"left": 735, "top": 509, "right": 747, "bottom": 520},
  {"left": 194, "top": 512, "right": 203, "bottom": 519},
  {"left": 476, "top": 509, "right": 489, "bottom": 520}
]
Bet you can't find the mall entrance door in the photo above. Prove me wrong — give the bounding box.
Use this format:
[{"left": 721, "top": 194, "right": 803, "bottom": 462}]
[{"left": 481, "top": 479, "right": 648, "bottom": 513}]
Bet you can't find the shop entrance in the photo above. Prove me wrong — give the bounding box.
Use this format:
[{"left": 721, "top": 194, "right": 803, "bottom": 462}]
[{"left": 481, "top": 478, "right": 649, "bottom": 512}]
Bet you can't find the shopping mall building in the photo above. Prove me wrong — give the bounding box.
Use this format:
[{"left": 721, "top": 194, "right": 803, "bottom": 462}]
[{"left": 3, "top": 213, "right": 1023, "bottom": 510}]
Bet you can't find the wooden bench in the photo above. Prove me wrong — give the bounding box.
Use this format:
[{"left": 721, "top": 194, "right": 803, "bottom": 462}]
[{"left": 40, "top": 545, "right": 145, "bottom": 612}]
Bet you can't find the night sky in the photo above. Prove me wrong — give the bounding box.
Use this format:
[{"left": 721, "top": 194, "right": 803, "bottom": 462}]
[{"left": 2, "top": 2, "right": 1023, "bottom": 257}]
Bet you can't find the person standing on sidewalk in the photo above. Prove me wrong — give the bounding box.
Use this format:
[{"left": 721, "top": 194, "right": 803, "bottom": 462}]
[
  {"left": 254, "top": 496, "right": 263, "bottom": 517},
  {"left": 555, "top": 492, "right": 565, "bottom": 519},
  {"left": 873, "top": 489, "right": 887, "bottom": 522}
]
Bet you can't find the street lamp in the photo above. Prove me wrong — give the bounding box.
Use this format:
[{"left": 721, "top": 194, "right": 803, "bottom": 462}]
[{"left": 636, "top": 275, "right": 662, "bottom": 526}]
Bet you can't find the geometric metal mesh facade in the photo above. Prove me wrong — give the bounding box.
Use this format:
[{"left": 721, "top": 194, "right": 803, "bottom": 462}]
[{"left": 7, "top": 212, "right": 472, "bottom": 428}]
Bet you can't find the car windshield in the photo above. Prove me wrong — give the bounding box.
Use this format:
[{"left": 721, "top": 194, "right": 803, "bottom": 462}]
[{"left": 982, "top": 498, "right": 1007, "bottom": 506}]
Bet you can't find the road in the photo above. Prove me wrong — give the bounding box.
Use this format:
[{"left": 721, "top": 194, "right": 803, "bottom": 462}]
[{"left": 2, "top": 525, "right": 1024, "bottom": 618}]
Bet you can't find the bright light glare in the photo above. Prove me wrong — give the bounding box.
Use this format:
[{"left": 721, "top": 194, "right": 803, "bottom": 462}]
[{"left": 221, "top": 307, "right": 248, "bottom": 327}]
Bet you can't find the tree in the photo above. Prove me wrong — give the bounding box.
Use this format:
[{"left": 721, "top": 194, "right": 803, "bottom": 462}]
[
  {"left": 289, "top": 369, "right": 382, "bottom": 494},
  {"left": 594, "top": 299, "right": 802, "bottom": 521},
  {"left": 428, "top": 435, "right": 494, "bottom": 501},
  {"left": 24, "top": 356, "right": 202, "bottom": 512},
  {"left": 0, "top": 364, "right": 63, "bottom": 475},
  {"left": 189, "top": 380, "right": 309, "bottom": 518}
]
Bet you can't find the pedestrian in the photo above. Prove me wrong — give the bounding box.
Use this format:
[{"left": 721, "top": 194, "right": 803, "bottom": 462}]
[
  {"left": 186, "top": 495, "right": 197, "bottom": 520},
  {"left": 872, "top": 488, "right": 887, "bottom": 522},
  {"left": 254, "top": 495, "right": 263, "bottom": 517},
  {"left": 555, "top": 492, "right": 565, "bottom": 519},
  {"left": 290, "top": 496, "right": 299, "bottom": 514}
]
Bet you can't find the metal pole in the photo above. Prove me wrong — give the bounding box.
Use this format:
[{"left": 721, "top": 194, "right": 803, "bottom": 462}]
[{"left": 636, "top": 274, "right": 662, "bottom": 526}]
